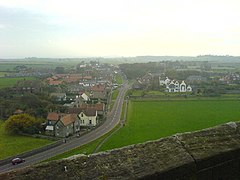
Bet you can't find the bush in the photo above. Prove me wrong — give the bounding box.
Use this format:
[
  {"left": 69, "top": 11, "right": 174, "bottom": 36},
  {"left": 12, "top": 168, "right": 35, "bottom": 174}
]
[{"left": 4, "top": 114, "right": 43, "bottom": 135}]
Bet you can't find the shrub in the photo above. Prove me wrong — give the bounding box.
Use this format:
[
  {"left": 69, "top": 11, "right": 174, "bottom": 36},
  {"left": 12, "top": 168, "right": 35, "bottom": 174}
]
[{"left": 4, "top": 114, "right": 43, "bottom": 135}]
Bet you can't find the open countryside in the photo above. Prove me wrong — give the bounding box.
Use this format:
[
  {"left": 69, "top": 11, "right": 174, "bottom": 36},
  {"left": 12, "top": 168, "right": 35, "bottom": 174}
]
[
  {"left": 99, "top": 99, "right": 240, "bottom": 151},
  {"left": 1, "top": 59, "right": 240, "bottom": 178},
  {"left": 0, "top": 77, "right": 36, "bottom": 89}
]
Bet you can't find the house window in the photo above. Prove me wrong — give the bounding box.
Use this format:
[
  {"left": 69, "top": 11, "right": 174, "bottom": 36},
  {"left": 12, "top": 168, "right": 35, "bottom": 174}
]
[
  {"left": 81, "top": 120, "right": 84, "bottom": 124},
  {"left": 81, "top": 113, "right": 84, "bottom": 117},
  {"left": 89, "top": 120, "right": 92, "bottom": 124},
  {"left": 49, "top": 121, "right": 52, "bottom": 125}
]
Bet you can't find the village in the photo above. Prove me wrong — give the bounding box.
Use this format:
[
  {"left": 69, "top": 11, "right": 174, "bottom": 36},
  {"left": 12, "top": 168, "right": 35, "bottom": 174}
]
[{"left": 0, "top": 61, "right": 122, "bottom": 138}]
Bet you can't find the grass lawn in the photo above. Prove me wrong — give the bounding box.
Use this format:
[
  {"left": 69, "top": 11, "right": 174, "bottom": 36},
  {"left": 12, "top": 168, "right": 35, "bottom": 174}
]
[
  {"left": 112, "top": 89, "right": 119, "bottom": 100},
  {"left": 99, "top": 100, "right": 240, "bottom": 151},
  {"left": 0, "top": 72, "right": 6, "bottom": 77},
  {"left": 0, "top": 77, "right": 36, "bottom": 89},
  {"left": 115, "top": 74, "right": 123, "bottom": 85},
  {"left": 0, "top": 121, "right": 52, "bottom": 160},
  {"left": 0, "top": 61, "right": 78, "bottom": 71},
  {"left": 109, "top": 90, "right": 119, "bottom": 111}
]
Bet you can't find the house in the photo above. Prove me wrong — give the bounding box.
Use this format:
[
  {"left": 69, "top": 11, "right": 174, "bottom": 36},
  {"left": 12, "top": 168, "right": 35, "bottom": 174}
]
[
  {"left": 159, "top": 76, "right": 170, "bottom": 86},
  {"left": 80, "top": 103, "right": 105, "bottom": 116},
  {"left": 166, "top": 80, "right": 192, "bottom": 93},
  {"left": 78, "top": 109, "right": 98, "bottom": 127},
  {"left": 54, "top": 114, "right": 80, "bottom": 137},
  {"left": 45, "top": 112, "right": 62, "bottom": 136},
  {"left": 68, "top": 102, "right": 105, "bottom": 116},
  {"left": 92, "top": 103, "right": 105, "bottom": 116},
  {"left": 71, "top": 96, "right": 84, "bottom": 108},
  {"left": 90, "top": 84, "right": 107, "bottom": 99},
  {"left": 80, "top": 93, "right": 90, "bottom": 101},
  {"left": 47, "top": 78, "right": 63, "bottom": 86},
  {"left": 160, "top": 76, "right": 192, "bottom": 93},
  {"left": 45, "top": 112, "right": 80, "bottom": 137}
]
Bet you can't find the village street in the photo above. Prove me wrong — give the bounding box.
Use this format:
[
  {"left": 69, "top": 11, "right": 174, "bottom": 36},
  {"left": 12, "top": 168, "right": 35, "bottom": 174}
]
[{"left": 0, "top": 81, "right": 129, "bottom": 174}]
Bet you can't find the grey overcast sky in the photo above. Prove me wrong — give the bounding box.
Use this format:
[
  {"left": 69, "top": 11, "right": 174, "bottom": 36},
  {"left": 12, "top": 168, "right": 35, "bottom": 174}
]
[{"left": 0, "top": 0, "right": 239, "bottom": 58}]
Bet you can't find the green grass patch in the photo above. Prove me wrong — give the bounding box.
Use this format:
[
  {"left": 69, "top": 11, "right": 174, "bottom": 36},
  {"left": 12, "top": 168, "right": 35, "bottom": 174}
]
[
  {"left": 115, "top": 74, "right": 123, "bottom": 84},
  {"left": 0, "top": 121, "right": 52, "bottom": 160},
  {"left": 131, "top": 90, "right": 143, "bottom": 96},
  {"left": 0, "top": 61, "right": 78, "bottom": 71},
  {"left": 109, "top": 101, "right": 115, "bottom": 112},
  {"left": 99, "top": 100, "right": 240, "bottom": 151},
  {"left": 0, "top": 72, "right": 6, "bottom": 77},
  {"left": 112, "top": 89, "right": 119, "bottom": 100},
  {"left": 121, "top": 100, "right": 126, "bottom": 120},
  {"left": 0, "top": 77, "right": 36, "bottom": 89},
  {"left": 147, "top": 91, "right": 165, "bottom": 95}
]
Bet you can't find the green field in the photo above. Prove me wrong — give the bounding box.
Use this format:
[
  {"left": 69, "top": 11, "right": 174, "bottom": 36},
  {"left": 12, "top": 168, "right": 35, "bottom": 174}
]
[
  {"left": 99, "top": 100, "right": 240, "bottom": 151},
  {"left": 112, "top": 89, "right": 119, "bottom": 100},
  {"left": 0, "top": 121, "right": 52, "bottom": 159},
  {"left": 0, "top": 72, "right": 6, "bottom": 77},
  {"left": 0, "top": 61, "right": 78, "bottom": 71},
  {"left": 115, "top": 74, "right": 123, "bottom": 84},
  {"left": 0, "top": 77, "right": 36, "bottom": 89}
]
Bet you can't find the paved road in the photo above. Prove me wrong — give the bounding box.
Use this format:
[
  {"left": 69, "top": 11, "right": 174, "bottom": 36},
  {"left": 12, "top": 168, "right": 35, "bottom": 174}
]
[{"left": 0, "top": 81, "right": 129, "bottom": 174}]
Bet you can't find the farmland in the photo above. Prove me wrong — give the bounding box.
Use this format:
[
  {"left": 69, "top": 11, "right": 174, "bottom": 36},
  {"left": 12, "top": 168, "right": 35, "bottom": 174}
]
[
  {"left": 99, "top": 99, "right": 240, "bottom": 151},
  {"left": 0, "top": 121, "right": 52, "bottom": 159},
  {"left": 0, "top": 77, "right": 36, "bottom": 89},
  {"left": 0, "top": 60, "right": 78, "bottom": 71}
]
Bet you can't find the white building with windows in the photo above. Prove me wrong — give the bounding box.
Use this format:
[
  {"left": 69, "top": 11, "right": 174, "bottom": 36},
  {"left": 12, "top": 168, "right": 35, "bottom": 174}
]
[
  {"left": 159, "top": 77, "right": 192, "bottom": 93},
  {"left": 78, "top": 109, "right": 98, "bottom": 126}
]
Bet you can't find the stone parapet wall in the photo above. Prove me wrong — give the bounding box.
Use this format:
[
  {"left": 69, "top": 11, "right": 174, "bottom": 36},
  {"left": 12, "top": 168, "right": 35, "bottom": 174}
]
[{"left": 1, "top": 121, "right": 240, "bottom": 179}]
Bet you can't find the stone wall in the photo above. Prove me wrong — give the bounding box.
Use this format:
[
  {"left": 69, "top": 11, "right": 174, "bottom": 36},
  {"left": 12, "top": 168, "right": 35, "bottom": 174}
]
[{"left": 1, "top": 121, "right": 240, "bottom": 180}]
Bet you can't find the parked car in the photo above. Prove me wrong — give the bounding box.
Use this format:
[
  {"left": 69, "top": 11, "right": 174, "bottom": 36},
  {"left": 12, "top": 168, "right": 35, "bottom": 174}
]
[{"left": 11, "top": 158, "right": 25, "bottom": 165}]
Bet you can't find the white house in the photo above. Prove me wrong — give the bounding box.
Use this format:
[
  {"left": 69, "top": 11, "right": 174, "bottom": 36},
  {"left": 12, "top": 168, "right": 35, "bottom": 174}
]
[
  {"left": 78, "top": 109, "right": 98, "bottom": 126},
  {"left": 159, "top": 76, "right": 171, "bottom": 86},
  {"left": 160, "top": 76, "right": 192, "bottom": 93},
  {"left": 179, "top": 81, "right": 186, "bottom": 92},
  {"left": 81, "top": 93, "right": 90, "bottom": 101},
  {"left": 167, "top": 80, "right": 192, "bottom": 92}
]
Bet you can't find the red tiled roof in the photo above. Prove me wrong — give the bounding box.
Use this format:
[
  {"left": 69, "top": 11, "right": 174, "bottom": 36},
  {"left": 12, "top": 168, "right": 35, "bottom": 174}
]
[
  {"left": 60, "top": 114, "right": 78, "bottom": 126},
  {"left": 49, "top": 80, "right": 62, "bottom": 85},
  {"left": 91, "top": 84, "right": 105, "bottom": 92},
  {"left": 47, "top": 112, "right": 59, "bottom": 121},
  {"left": 81, "top": 103, "right": 104, "bottom": 111}
]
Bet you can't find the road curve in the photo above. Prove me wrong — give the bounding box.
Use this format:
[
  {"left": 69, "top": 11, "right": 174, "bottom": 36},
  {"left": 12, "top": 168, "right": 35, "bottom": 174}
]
[{"left": 0, "top": 81, "right": 129, "bottom": 174}]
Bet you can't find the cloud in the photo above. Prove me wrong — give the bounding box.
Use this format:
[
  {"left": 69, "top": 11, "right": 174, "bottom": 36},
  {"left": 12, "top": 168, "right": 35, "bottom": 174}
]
[
  {"left": 0, "top": 0, "right": 240, "bottom": 57},
  {"left": 0, "top": 24, "right": 6, "bottom": 29}
]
